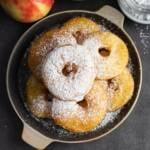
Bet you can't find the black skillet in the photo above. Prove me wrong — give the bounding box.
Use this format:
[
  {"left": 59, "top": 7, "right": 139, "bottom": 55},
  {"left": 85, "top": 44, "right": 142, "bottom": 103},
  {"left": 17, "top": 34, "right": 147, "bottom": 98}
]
[{"left": 6, "top": 5, "right": 142, "bottom": 149}]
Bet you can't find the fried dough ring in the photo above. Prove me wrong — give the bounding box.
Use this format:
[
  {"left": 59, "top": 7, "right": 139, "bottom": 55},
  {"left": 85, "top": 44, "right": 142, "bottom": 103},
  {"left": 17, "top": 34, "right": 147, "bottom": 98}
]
[
  {"left": 62, "top": 17, "right": 100, "bottom": 44},
  {"left": 51, "top": 80, "right": 108, "bottom": 132},
  {"left": 42, "top": 45, "right": 96, "bottom": 101},
  {"left": 83, "top": 32, "right": 129, "bottom": 79},
  {"left": 28, "top": 28, "right": 76, "bottom": 79}
]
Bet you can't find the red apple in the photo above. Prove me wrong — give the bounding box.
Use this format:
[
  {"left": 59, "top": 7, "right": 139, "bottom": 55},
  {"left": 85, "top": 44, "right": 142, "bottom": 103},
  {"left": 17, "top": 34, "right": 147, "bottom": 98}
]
[{"left": 0, "top": 0, "right": 54, "bottom": 23}]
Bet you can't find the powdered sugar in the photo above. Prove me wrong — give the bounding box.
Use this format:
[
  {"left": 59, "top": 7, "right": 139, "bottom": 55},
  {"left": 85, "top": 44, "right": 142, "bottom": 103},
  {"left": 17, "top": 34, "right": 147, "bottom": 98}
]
[
  {"left": 25, "top": 18, "right": 134, "bottom": 134},
  {"left": 134, "top": 24, "right": 150, "bottom": 55},
  {"left": 128, "top": 57, "right": 134, "bottom": 73},
  {"left": 42, "top": 45, "right": 96, "bottom": 101},
  {"left": 100, "top": 109, "right": 121, "bottom": 127},
  {"left": 34, "top": 40, "right": 53, "bottom": 57},
  {"left": 52, "top": 99, "right": 78, "bottom": 117},
  {"left": 29, "top": 29, "right": 77, "bottom": 78},
  {"left": 83, "top": 33, "right": 102, "bottom": 66},
  {"left": 93, "top": 109, "right": 121, "bottom": 130},
  {"left": 100, "top": 25, "right": 109, "bottom": 32},
  {"left": 95, "top": 32, "right": 128, "bottom": 79},
  {"left": 63, "top": 17, "right": 100, "bottom": 35},
  {"left": 34, "top": 29, "right": 77, "bottom": 57},
  {"left": 51, "top": 30, "right": 77, "bottom": 48},
  {"left": 31, "top": 96, "right": 51, "bottom": 113}
]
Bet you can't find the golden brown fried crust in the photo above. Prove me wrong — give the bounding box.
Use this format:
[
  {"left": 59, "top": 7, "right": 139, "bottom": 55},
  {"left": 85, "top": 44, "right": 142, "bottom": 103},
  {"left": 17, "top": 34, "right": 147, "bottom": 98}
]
[
  {"left": 94, "top": 31, "right": 129, "bottom": 79},
  {"left": 28, "top": 28, "right": 58, "bottom": 79},
  {"left": 28, "top": 17, "right": 100, "bottom": 79},
  {"left": 52, "top": 80, "right": 108, "bottom": 133},
  {"left": 62, "top": 17, "right": 100, "bottom": 43},
  {"left": 26, "top": 75, "right": 51, "bottom": 118},
  {"left": 108, "top": 68, "right": 134, "bottom": 111},
  {"left": 26, "top": 17, "right": 133, "bottom": 133}
]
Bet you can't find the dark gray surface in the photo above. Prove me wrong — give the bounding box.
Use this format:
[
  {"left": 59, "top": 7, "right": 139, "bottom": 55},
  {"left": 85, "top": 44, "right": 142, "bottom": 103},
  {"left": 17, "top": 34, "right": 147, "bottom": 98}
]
[{"left": 0, "top": 0, "right": 149, "bottom": 149}]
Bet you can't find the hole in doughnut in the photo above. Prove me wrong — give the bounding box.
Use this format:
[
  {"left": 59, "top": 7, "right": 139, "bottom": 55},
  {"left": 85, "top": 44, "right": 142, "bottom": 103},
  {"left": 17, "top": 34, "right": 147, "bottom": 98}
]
[
  {"left": 47, "top": 93, "right": 53, "bottom": 102},
  {"left": 108, "top": 79, "right": 119, "bottom": 91},
  {"left": 73, "top": 31, "right": 85, "bottom": 44},
  {"left": 77, "top": 99, "right": 88, "bottom": 108},
  {"left": 44, "top": 92, "right": 53, "bottom": 102},
  {"left": 62, "top": 62, "right": 78, "bottom": 77},
  {"left": 99, "top": 48, "right": 110, "bottom": 57}
]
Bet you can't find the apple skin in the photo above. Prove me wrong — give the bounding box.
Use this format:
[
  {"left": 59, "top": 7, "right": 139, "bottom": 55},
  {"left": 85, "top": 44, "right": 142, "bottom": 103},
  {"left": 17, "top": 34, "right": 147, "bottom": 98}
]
[{"left": 0, "top": 0, "right": 54, "bottom": 23}]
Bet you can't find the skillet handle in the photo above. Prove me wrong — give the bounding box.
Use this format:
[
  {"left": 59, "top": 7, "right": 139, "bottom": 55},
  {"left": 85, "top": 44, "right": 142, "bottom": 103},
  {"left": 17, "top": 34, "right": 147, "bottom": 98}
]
[
  {"left": 96, "top": 5, "right": 124, "bottom": 29},
  {"left": 22, "top": 123, "right": 54, "bottom": 149}
]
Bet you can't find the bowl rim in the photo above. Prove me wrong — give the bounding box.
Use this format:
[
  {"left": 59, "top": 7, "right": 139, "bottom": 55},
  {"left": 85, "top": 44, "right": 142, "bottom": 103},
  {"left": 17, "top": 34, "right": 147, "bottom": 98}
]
[{"left": 6, "top": 9, "right": 142, "bottom": 143}]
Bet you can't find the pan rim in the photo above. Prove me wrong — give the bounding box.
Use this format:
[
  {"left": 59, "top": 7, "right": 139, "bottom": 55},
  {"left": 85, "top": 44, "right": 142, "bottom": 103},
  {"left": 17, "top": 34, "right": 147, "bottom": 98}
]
[{"left": 6, "top": 9, "right": 142, "bottom": 143}]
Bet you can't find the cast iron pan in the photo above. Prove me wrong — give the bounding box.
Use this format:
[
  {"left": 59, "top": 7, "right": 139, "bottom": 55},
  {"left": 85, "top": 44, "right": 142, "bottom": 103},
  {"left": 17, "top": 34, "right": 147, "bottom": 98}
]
[{"left": 6, "top": 5, "right": 142, "bottom": 149}]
